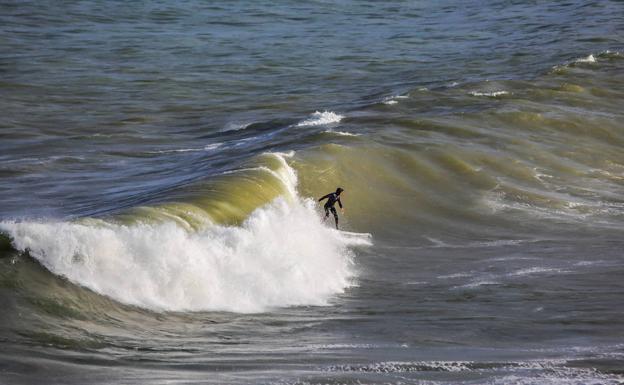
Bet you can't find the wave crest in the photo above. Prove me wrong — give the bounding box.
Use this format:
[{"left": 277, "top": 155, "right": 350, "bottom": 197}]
[{"left": 296, "top": 111, "right": 344, "bottom": 127}]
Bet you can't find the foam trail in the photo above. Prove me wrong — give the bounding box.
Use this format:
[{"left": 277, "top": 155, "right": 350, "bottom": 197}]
[{"left": 0, "top": 154, "right": 369, "bottom": 313}]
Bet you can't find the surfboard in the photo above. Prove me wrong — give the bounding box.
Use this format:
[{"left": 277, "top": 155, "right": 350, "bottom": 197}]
[{"left": 336, "top": 230, "right": 373, "bottom": 246}]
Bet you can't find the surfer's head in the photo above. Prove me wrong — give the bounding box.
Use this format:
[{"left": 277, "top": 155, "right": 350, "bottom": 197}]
[{"left": 336, "top": 187, "right": 344, "bottom": 195}]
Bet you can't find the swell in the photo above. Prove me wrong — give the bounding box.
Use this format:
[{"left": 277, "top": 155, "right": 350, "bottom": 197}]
[
  {"left": 294, "top": 51, "right": 624, "bottom": 240},
  {"left": 1, "top": 51, "right": 623, "bottom": 317}
]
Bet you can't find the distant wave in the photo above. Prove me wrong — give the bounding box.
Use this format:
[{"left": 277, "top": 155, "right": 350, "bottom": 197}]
[
  {"left": 469, "top": 90, "right": 509, "bottom": 97},
  {"left": 296, "top": 111, "right": 344, "bottom": 127},
  {"left": 324, "top": 358, "right": 624, "bottom": 383},
  {"left": 574, "top": 54, "right": 597, "bottom": 64},
  {"left": 509, "top": 267, "right": 571, "bottom": 277},
  {"left": 221, "top": 122, "right": 252, "bottom": 132},
  {"left": 146, "top": 143, "right": 222, "bottom": 154},
  {"left": 323, "top": 129, "right": 360, "bottom": 137},
  {"left": 382, "top": 95, "right": 409, "bottom": 105},
  {"left": 553, "top": 50, "right": 622, "bottom": 71}
]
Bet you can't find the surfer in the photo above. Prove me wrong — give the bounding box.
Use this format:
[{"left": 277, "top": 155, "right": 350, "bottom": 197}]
[{"left": 318, "top": 187, "right": 344, "bottom": 229}]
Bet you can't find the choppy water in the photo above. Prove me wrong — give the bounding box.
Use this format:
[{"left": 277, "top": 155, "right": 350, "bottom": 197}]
[{"left": 2, "top": 1, "right": 624, "bottom": 384}]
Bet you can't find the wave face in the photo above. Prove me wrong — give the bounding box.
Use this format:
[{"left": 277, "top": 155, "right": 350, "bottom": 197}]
[{"left": 291, "top": 51, "right": 624, "bottom": 242}]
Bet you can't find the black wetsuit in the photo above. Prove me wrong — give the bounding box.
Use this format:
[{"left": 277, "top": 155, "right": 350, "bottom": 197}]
[{"left": 318, "top": 192, "right": 342, "bottom": 229}]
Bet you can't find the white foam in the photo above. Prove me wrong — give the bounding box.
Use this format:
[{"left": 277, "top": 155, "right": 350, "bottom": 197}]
[
  {"left": 327, "top": 358, "right": 624, "bottom": 384},
  {"left": 509, "top": 267, "right": 570, "bottom": 277},
  {"left": 148, "top": 143, "right": 222, "bottom": 154},
  {"left": 327, "top": 360, "right": 474, "bottom": 373},
  {"left": 438, "top": 272, "right": 472, "bottom": 279},
  {"left": 221, "top": 122, "right": 252, "bottom": 132},
  {"left": 469, "top": 91, "right": 510, "bottom": 97},
  {"left": 1, "top": 154, "right": 371, "bottom": 313},
  {"left": 574, "top": 54, "right": 597, "bottom": 64},
  {"left": 574, "top": 260, "right": 607, "bottom": 267},
  {"left": 382, "top": 95, "right": 409, "bottom": 105},
  {"left": 322, "top": 130, "right": 360, "bottom": 137},
  {"left": 455, "top": 280, "right": 500, "bottom": 289},
  {"left": 296, "top": 111, "right": 344, "bottom": 127}
]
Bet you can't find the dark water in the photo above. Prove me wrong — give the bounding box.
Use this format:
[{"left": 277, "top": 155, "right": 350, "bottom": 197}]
[{"left": 1, "top": 1, "right": 624, "bottom": 384}]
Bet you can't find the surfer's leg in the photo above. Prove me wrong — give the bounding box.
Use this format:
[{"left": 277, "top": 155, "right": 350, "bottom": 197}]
[
  {"left": 330, "top": 207, "right": 338, "bottom": 229},
  {"left": 324, "top": 204, "right": 330, "bottom": 221}
]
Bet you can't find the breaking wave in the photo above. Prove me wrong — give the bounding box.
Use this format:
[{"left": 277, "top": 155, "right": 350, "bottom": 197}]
[
  {"left": 296, "top": 111, "right": 344, "bottom": 127},
  {"left": 0, "top": 153, "right": 371, "bottom": 313}
]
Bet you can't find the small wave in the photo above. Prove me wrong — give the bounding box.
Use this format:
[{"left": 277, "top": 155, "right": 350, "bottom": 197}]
[
  {"left": 312, "top": 343, "right": 407, "bottom": 350},
  {"left": 553, "top": 50, "right": 621, "bottom": 71},
  {"left": 382, "top": 95, "right": 409, "bottom": 105},
  {"left": 0, "top": 155, "right": 86, "bottom": 166},
  {"left": 325, "top": 358, "right": 624, "bottom": 384},
  {"left": 296, "top": 111, "right": 344, "bottom": 127},
  {"left": 574, "top": 54, "right": 597, "bottom": 64},
  {"left": 221, "top": 122, "right": 252, "bottom": 132},
  {"left": 147, "top": 143, "right": 222, "bottom": 154},
  {"left": 509, "top": 267, "right": 571, "bottom": 277},
  {"left": 326, "top": 360, "right": 474, "bottom": 373},
  {"left": 454, "top": 280, "right": 500, "bottom": 289},
  {"left": 322, "top": 130, "right": 360, "bottom": 137},
  {"left": 437, "top": 272, "right": 472, "bottom": 279},
  {"left": 426, "top": 237, "right": 530, "bottom": 249},
  {"left": 574, "top": 260, "right": 607, "bottom": 267},
  {"left": 469, "top": 90, "right": 510, "bottom": 97},
  {"left": 570, "top": 50, "right": 623, "bottom": 64}
]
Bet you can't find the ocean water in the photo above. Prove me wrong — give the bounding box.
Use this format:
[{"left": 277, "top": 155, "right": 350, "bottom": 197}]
[{"left": 1, "top": 1, "right": 624, "bottom": 384}]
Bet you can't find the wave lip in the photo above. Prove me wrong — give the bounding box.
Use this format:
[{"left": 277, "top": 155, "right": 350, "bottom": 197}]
[{"left": 296, "top": 111, "right": 344, "bottom": 127}]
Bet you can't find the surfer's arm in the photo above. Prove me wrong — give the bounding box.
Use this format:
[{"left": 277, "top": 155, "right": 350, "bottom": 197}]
[
  {"left": 318, "top": 194, "right": 330, "bottom": 202},
  {"left": 337, "top": 198, "right": 343, "bottom": 208}
]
